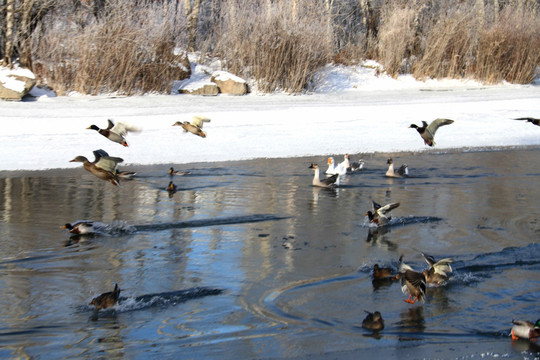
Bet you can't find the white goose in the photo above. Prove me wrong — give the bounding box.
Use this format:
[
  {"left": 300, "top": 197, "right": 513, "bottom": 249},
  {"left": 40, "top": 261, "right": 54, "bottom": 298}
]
[{"left": 326, "top": 156, "right": 348, "bottom": 176}]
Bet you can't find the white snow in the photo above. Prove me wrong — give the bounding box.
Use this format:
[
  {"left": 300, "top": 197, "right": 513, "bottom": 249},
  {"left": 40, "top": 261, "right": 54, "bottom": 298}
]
[
  {"left": 0, "top": 63, "right": 539, "bottom": 171},
  {"left": 0, "top": 63, "right": 35, "bottom": 92}
]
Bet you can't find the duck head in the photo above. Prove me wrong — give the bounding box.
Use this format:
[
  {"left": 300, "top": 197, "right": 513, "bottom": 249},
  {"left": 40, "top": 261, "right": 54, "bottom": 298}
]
[
  {"left": 69, "top": 156, "right": 89, "bottom": 163},
  {"left": 62, "top": 223, "right": 73, "bottom": 230},
  {"left": 386, "top": 158, "right": 393, "bottom": 165},
  {"left": 87, "top": 125, "right": 100, "bottom": 131}
]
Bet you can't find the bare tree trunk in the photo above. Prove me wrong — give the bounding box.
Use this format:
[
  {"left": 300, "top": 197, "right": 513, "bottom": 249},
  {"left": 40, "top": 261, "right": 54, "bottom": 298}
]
[
  {"left": 184, "top": 0, "right": 201, "bottom": 52},
  {"left": 4, "top": 0, "right": 14, "bottom": 67}
]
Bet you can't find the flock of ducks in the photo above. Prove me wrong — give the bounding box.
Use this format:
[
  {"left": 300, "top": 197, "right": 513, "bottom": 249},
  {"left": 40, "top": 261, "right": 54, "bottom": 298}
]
[
  {"left": 308, "top": 118, "right": 539, "bottom": 340},
  {"left": 65, "top": 116, "right": 211, "bottom": 313},
  {"left": 66, "top": 115, "right": 540, "bottom": 338}
]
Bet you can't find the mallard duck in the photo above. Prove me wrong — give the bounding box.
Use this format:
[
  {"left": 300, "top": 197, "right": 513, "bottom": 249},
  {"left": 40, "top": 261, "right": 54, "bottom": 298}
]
[
  {"left": 88, "top": 119, "right": 141, "bottom": 147},
  {"left": 309, "top": 163, "right": 340, "bottom": 188},
  {"left": 362, "top": 310, "right": 385, "bottom": 330},
  {"left": 70, "top": 150, "right": 123, "bottom": 186},
  {"left": 169, "top": 167, "right": 191, "bottom": 176},
  {"left": 395, "top": 256, "right": 426, "bottom": 304},
  {"left": 347, "top": 154, "right": 365, "bottom": 172},
  {"left": 166, "top": 181, "right": 177, "bottom": 197},
  {"left": 372, "top": 264, "right": 396, "bottom": 280},
  {"left": 514, "top": 117, "right": 540, "bottom": 126},
  {"left": 421, "top": 253, "right": 453, "bottom": 285},
  {"left": 386, "top": 158, "right": 408, "bottom": 178},
  {"left": 511, "top": 319, "right": 540, "bottom": 340},
  {"left": 366, "top": 201, "right": 400, "bottom": 226},
  {"left": 115, "top": 170, "right": 136, "bottom": 179},
  {"left": 62, "top": 221, "right": 94, "bottom": 234},
  {"left": 90, "top": 284, "right": 121, "bottom": 311},
  {"left": 172, "top": 115, "right": 211, "bottom": 138},
  {"left": 409, "top": 118, "right": 454, "bottom": 146}
]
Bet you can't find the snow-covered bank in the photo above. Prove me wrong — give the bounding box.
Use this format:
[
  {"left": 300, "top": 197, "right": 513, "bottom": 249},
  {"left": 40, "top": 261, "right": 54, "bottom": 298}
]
[{"left": 1, "top": 64, "right": 539, "bottom": 171}]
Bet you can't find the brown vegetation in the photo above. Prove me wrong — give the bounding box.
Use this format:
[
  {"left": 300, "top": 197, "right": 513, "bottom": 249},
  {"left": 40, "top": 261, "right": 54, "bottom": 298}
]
[{"left": 1, "top": 0, "right": 538, "bottom": 95}]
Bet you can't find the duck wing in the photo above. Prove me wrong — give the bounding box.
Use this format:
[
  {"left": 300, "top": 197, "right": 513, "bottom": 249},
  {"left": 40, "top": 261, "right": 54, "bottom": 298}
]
[
  {"left": 191, "top": 116, "right": 211, "bottom": 128},
  {"left": 323, "top": 174, "right": 339, "bottom": 186},
  {"left": 377, "top": 202, "right": 400, "bottom": 216},
  {"left": 512, "top": 319, "right": 534, "bottom": 328},
  {"left": 92, "top": 149, "right": 110, "bottom": 163},
  {"left": 426, "top": 118, "right": 454, "bottom": 136},
  {"left": 110, "top": 120, "right": 142, "bottom": 136},
  {"left": 95, "top": 155, "right": 124, "bottom": 172},
  {"left": 396, "top": 164, "right": 408, "bottom": 176},
  {"left": 432, "top": 258, "right": 453, "bottom": 275},
  {"left": 514, "top": 117, "right": 540, "bottom": 126}
]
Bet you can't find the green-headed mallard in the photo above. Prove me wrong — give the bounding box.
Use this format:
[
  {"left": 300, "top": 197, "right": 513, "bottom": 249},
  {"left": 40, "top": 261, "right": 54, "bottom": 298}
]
[
  {"left": 395, "top": 255, "right": 426, "bottom": 304},
  {"left": 511, "top": 319, "right": 540, "bottom": 340},
  {"left": 366, "top": 201, "right": 400, "bottom": 226},
  {"left": 421, "top": 253, "right": 453, "bottom": 285},
  {"left": 88, "top": 119, "right": 141, "bottom": 147},
  {"left": 362, "top": 310, "right": 385, "bottom": 330},
  {"left": 62, "top": 221, "right": 95, "bottom": 234},
  {"left": 386, "top": 158, "right": 408, "bottom": 178},
  {"left": 90, "top": 283, "right": 121, "bottom": 311},
  {"left": 309, "top": 163, "right": 340, "bottom": 188},
  {"left": 70, "top": 149, "right": 123, "bottom": 186},
  {"left": 409, "top": 118, "right": 454, "bottom": 146},
  {"left": 172, "top": 115, "right": 211, "bottom": 138}
]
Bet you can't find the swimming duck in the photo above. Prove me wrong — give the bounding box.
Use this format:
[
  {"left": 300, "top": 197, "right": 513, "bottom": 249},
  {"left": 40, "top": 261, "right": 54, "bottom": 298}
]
[
  {"left": 395, "top": 255, "right": 426, "bottom": 304},
  {"left": 347, "top": 154, "right": 365, "bottom": 172},
  {"left": 172, "top": 115, "right": 211, "bottom": 138},
  {"left": 169, "top": 167, "right": 191, "bottom": 176},
  {"left": 70, "top": 149, "right": 123, "bottom": 186},
  {"left": 310, "top": 163, "right": 340, "bottom": 188},
  {"left": 409, "top": 118, "right": 454, "bottom": 146},
  {"left": 365, "top": 201, "right": 400, "bottom": 226},
  {"left": 166, "top": 181, "right": 177, "bottom": 197},
  {"left": 372, "top": 264, "right": 396, "bottom": 280},
  {"left": 115, "top": 170, "right": 137, "bottom": 179},
  {"left": 421, "top": 253, "right": 453, "bottom": 285},
  {"left": 362, "top": 310, "right": 385, "bottom": 330},
  {"left": 88, "top": 119, "right": 141, "bottom": 147},
  {"left": 90, "top": 284, "right": 121, "bottom": 311},
  {"left": 386, "top": 158, "right": 408, "bottom": 178},
  {"left": 62, "top": 221, "right": 94, "bottom": 234},
  {"left": 514, "top": 117, "right": 540, "bottom": 126},
  {"left": 511, "top": 319, "right": 540, "bottom": 340}
]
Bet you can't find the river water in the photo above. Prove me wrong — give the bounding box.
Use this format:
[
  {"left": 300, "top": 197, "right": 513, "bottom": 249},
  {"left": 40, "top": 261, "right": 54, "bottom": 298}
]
[{"left": 0, "top": 148, "right": 539, "bottom": 359}]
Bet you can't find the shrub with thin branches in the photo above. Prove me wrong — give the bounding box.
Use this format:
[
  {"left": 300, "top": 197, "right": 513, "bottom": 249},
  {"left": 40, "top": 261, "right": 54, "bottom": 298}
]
[
  {"left": 215, "top": 1, "right": 333, "bottom": 93},
  {"left": 33, "top": 2, "right": 189, "bottom": 95}
]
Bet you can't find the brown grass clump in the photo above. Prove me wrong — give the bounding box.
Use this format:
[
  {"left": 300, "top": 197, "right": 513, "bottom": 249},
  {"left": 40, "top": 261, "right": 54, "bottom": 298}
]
[
  {"left": 475, "top": 8, "right": 540, "bottom": 84},
  {"left": 33, "top": 2, "right": 189, "bottom": 95},
  {"left": 214, "top": 1, "right": 333, "bottom": 93}
]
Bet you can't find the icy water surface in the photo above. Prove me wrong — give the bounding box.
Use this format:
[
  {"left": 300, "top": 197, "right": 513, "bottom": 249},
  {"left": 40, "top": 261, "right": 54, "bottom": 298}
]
[{"left": 0, "top": 148, "right": 539, "bottom": 359}]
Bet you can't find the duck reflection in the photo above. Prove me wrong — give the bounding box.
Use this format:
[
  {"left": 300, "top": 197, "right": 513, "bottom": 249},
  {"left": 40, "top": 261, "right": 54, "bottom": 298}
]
[
  {"left": 397, "top": 306, "right": 426, "bottom": 337},
  {"left": 366, "top": 226, "right": 397, "bottom": 251}
]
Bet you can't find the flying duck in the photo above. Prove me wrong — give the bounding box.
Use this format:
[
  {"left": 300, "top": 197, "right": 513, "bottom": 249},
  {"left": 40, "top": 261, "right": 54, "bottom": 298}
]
[
  {"left": 514, "top": 117, "right": 540, "bottom": 126},
  {"left": 409, "top": 118, "right": 454, "bottom": 146},
  {"left": 90, "top": 284, "right": 121, "bottom": 311},
  {"left": 362, "top": 311, "right": 385, "bottom": 330},
  {"left": 366, "top": 201, "right": 400, "bottom": 226},
  {"left": 372, "top": 264, "right": 396, "bottom": 280},
  {"left": 385, "top": 158, "right": 408, "bottom": 178},
  {"left": 172, "top": 115, "right": 211, "bottom": 138},
  {"left": 421, "top": 253, "right": 453, "bottom": 285},
  {"left": 395, "top": 255, "right": 426, "bottom": 304},
  {"left": 511, "top": 319, "right": 540, "bottom": 340},
  {"left": 70, "top": 149, "right": 123, "bottom": 186},
  {"left": 62, "top": 221, "right": 95, "bottom": 235},
  {"left": 88, "top": 119, "right": 141, "bottom": 147},
  {"left": 310, "top": 163, "right": 340, "bottom": 188},
  {"left": 169, "top": 167, "right": 191, "bottom": 176}
]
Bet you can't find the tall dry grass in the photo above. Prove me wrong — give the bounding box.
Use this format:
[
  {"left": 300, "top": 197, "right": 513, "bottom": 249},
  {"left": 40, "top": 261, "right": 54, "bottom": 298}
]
[
  {"left": 214, "top": 1, "right": 333, "bottom": 93},
  {"left": 33, "top": 2, "right": 189, "bottom": 95},
  {"left": 24, "top": 0, "right": 540, "bottom": 95}
]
